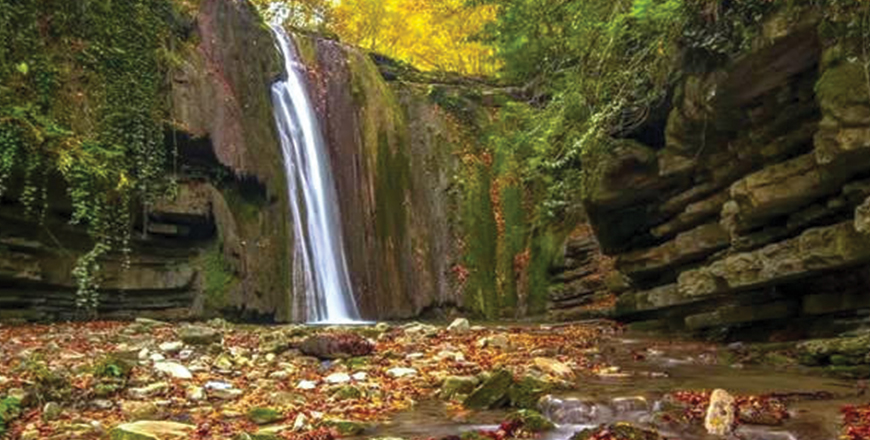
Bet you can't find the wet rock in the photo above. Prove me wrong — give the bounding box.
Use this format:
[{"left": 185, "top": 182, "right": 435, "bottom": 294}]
[
  {"left": 508, "top": 376, "right": 551, "bottom": 409},
  {"left": 612, "top": 396, "right": 649, "bottom": 413},
  {"left": 179, "top": 325, "right": 222, "bottom": 345},
  {"left": 110, "top": 420, "right": 194, "bottom": 439},
  {"left": 154, "top": 362, "right": 192, "bottom": 380},
  {"left": 704, "top": 389, "right": 736, "bottom": 436},
  {"left": 440, "top": 376, "right": 479, "bottom": 400},
  {"left": 507, "top": 409, "right": 555, "bottom": 432},
  {"left": 447, "top": 318, "right": 470, "bottom": 334},
  {"left": 299, "top": 333, "right": 373, "bottom": 359},
  {"left": 538, "top": 395, "right": 599, "bottom": 424},
  {"left": 463, "top": 369, "right": 513, "bottom": 409},
  {"left": 248, "top": 407, "right": 283, "bottom": 425},
  {"left": 571, "top": 423, "right": 663, "bottom": 440}
]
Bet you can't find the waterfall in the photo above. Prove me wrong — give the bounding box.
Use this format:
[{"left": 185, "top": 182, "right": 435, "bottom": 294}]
[{"left": 270, "top": 25, "right": 360, "bottom": 324}]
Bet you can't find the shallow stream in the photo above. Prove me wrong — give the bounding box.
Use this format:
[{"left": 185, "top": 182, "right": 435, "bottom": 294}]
[{"left": 368, "top": 331, "right": 863, "bottom": 440}]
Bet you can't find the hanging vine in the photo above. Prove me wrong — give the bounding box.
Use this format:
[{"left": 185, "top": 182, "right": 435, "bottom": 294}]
[{"left": 0, "top": 0, "right": 192, "bottom": 313}]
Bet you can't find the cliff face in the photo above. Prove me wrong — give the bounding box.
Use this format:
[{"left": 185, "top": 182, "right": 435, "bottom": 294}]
[
  {"left": 585, "top": 10, "right": 870, "bottom": 339},
  {"left": 0, "top": 0, "right": 292, "bottom": 322},
  {"left": 295, "top": 36, "right": 469, "bottom": 319}
]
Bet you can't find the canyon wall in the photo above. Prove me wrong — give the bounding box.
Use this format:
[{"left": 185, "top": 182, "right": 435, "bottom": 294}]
[
  {"left": 585, "top": 9, "right": 870, "bottom": 339},
  {"left": 0, "top": 0, "right": 293, "bottom": 322}
]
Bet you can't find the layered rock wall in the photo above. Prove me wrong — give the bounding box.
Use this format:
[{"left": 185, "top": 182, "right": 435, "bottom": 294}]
[{"left": 585, "top": 11, "right": 870, "bottom": 338}]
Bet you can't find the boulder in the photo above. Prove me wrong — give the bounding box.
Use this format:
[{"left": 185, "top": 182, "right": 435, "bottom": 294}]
[
  {"left": 110, "top": 421, "right": 194, "bottom": 440},
  {"left": 463, "top": 369, "right": 513, "bottom": 409},
  {"left": 299, "top": 333, "right": 374, "bottom": 359},
  {"left": 508, "top": 376, "right": 551, "bottom": 409}
]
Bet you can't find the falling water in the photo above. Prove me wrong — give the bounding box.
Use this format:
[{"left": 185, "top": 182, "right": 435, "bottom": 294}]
[{"left": 270, "top": 25, "right": 360, "bottom": 324}]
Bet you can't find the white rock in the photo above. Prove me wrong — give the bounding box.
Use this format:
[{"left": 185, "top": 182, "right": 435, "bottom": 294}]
[
  {"left": 405, "top": 353, "right": 425, "bottom": 360},
  {"left": 352, "top": 372, "right": 368, "bottom": 381},
  {"left": 138, "top": 348, "right": 150, "bottom": 360},
  {"left": 447, "top": 318, "right": 470, "bottom": 333},
  {"left": 387, "top": 367, "right": 417, "bottom": 378},
  {"left": 149, "top": 353, "right": 166, "bottom": 362},
  {"left": 296, "top": 380, "right": 318, "bottom": 390},
  {"left": 325, "top": 373, "right": 351, "bottom": 384},
  {"left": 293, "top": 413, "right": 308, "bottom": 431},
  {"left": 178, "top": 349, "right": 194, "bottom": 360},
  {"left": 154, "top": 362, "right": 193, "bottom": 380},
  {"left": 704, "top": 389, "right": 736, "bottom": 436},
  {"left": 159, "top": 341, "right": 184, "bottom": 354}
]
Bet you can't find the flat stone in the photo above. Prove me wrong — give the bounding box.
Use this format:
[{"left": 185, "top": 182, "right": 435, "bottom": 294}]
[
  {"left": 109, "top": 421, "right": 194, "bottom": 440},
  {"left": 325, "top": 373, "right": 351, "bottom": 384},
  {"left": 386, "top": 367, "right": 417, "bottom": 378},
  {"left": 158, "top": 342, "right": 183, "bottom": 354}
]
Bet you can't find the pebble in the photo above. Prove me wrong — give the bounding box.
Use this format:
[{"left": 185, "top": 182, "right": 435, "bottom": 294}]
[
  {"left": 91, "top": 399, "right": 114, "bottom": 410},
  {"left": 159, "top": 341, "right": 184, "bottom": 354}
]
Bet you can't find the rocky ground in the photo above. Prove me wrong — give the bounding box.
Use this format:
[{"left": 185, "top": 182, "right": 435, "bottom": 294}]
[{"left": 0, "top": 318, "right": 866, "bottom": 440}]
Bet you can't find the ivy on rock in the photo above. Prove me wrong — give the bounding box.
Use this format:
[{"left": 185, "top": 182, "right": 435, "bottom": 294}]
[{"left": 0, "top": 0, "right": 193, "bottom": 312}]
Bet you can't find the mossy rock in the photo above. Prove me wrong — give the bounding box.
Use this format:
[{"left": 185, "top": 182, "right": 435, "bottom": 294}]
[
  {"left": 463, "top": 369, "right": 514, "bottom": 410},
  {"left": 571, "top": 423, "right": 663, "bottom": 440},
  {"left": 247, "top": 407, "right": 283, "bottom": 425},
  {"left": 332, "top": 385, "right": 364, "bottom": 400},
  {"left": 507, "top": 409, "right": 555, "bottom": 432},
  {"left": 816, "top": 62, "right": 869, "bottom": 110},
  {"left": 110, "top": 421, "right": 195, "bottom": 440},
  {"left": 508, "top": 375, "right": 551, "bottom": 409},
  {"left": 440, "top": 376, "right": 479, "bottom": 400},
  {"left": 796, "top": 334, "right": 870, "bottom": 366}
]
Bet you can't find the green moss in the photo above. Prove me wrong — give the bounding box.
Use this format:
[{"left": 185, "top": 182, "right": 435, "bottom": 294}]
[
  {"left": 199, "top": 243, "right": 240, "bottom": 311},
  {"left": 507, "top": 375, "right": 550, "bottom": 409},
  {"left": 816, "top": 61, "right": 869, "bottom": 109},
  {"left": 374, "top": 131, "right": 411, "bottom": 244},
  {"left": 460, "top": 163, "right": 499, "bottom": 319},
  {"left": 507, "top": 409, "right": 555, "bottom": 432},
  {"left": 247, "top": 407, "right": 283, "bottom": 425},
  {"left": 292, "top": 33, "right": 319, "bottom": 71},
  {"left": 462, "top": 369, "right": 513, "bottom": 409},
  {"left": 0, "top": 397, "right": 20, "bottom": 437},
  {"left": 527, "top": 230, "right": 562, "bottom": 315}
]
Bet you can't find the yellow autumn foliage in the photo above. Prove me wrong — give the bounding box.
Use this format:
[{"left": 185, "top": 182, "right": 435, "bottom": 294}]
[{"left": 252, "top": 0, "right": 499, "bottom": 76}]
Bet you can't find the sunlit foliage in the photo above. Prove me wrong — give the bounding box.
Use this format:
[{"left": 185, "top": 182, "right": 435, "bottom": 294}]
[{"left": 253, "top": 0, "right": 499, "bottom": 76}]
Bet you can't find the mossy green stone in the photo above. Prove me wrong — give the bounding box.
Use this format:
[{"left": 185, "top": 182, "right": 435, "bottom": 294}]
[
  {"left": 463, "top": 369, "right": 513, "bottom": 409},
  {"left": 508, "top": 376, "right": 550, "bottom": 409},
  {"left": 247, "top": 407, "right": 282, "bottom": 425},
  {"left": 507, "top": 409, "right": 555, "bottom": 432}
]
